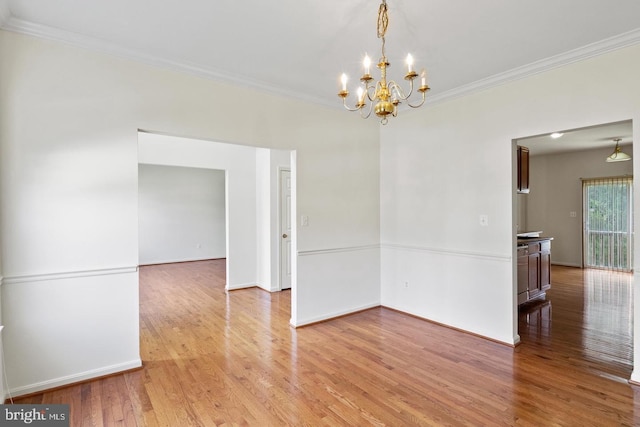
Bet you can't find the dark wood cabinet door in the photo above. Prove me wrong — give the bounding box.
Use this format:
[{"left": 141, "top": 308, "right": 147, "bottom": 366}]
[
  {"left": 528, "top": 251, "right": 541, "bottom": 298},
  {"left": 517, "top": 248, "right": 529, "bottom": 303},
  {"left": 540, "top": 241, "right": 551, "bottom": 290},
  {"left": 517, "top": 239, "right": 551, "bottom": 305},
  {"left": 517, "top": 146, "right": 530, "bottom": 194}
]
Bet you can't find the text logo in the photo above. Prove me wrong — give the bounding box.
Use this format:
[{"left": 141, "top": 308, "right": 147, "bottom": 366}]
[{"left": 1, "top": 405, "right": 69, "bottom": 426}]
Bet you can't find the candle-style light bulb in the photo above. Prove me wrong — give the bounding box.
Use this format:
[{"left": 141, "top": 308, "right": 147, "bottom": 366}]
[
  {"left": 340, "top": 73, "right": 348, "bottom": 91},
  {"left": 406, "top": 54, "right": 414, "bottom": 72},
  {"left": 363, "top": 54, "right": 371, "bottom": 75},
  {"left": 357, "top": 87, "right": 364, "bottom": 104},
  {"left": 421, "top": 68, "right": 427, "bottom": 87}
]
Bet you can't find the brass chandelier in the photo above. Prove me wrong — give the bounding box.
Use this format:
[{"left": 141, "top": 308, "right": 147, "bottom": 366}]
[{"left": 338, "top": 0, "right": 429, "bottom": 125}]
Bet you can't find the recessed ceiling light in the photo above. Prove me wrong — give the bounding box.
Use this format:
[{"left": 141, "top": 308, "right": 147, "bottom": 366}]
[{"left": 550, "top": 132, "right": 564, "bottom": 139}]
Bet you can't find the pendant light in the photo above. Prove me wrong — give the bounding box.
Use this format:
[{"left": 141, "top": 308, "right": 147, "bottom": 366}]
[{"left": 606, "top": 138, "right": 631, "bottom": 162}]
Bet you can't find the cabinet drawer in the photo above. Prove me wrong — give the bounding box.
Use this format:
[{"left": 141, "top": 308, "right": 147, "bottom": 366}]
[
  {"left": 517, "top": 247, "right": 528, "bottom": 256},
  {"left": 528, "top": 242, "right": 541, "bottom": 253},
  {"left": 540, "top": 240, "right": 551, "bottom": 252}
]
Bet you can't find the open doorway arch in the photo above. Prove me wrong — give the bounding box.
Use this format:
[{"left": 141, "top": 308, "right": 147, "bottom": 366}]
[
  {"left": 137, "top": 130, "right": 295, "bottom": 298},
  {"left": 513, "top": 119, "right": 634, "bottom": 373}
]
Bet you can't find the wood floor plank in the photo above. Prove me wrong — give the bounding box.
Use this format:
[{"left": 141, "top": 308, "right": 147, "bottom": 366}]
[{"left": 11, "top": 261, "right": 640, "bottom": 425}]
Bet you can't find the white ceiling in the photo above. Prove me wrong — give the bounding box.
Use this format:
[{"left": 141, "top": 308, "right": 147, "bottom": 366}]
[
  {"left": 518, "top": 121, "right": 633, "bottom": 156},
  {"left": 2, "top": 0, "right": 640, "bottom": 111},
  {"left": 2, "top": 1, "right": 634, "bottom": 397}
]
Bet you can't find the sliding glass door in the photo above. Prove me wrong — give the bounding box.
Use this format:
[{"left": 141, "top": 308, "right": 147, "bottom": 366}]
[{"left": 583, "top": 176, "right": 633, "bottom": 271}]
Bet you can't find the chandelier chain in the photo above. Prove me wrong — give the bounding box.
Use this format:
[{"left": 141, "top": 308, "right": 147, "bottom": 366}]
[{"left": 377, "top": 0, "right": 389, "bottom": 57}]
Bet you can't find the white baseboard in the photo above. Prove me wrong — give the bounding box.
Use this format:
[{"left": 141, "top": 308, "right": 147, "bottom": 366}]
[
  {"left": 551, "top": 261, "right": 582, "bottom": 268},
  {"left": 226, "top": 282, "right": 257, "bottom": 291},
  {"left": 138, "top": 257, "right": 225, "bottom": 266},
  {"left": 290, "top": 302, "right": 380, "bottom": 328},
  {"left": 8, "top": 359, "right": 142, "bottom": 398},
  {"left": 629, "top": 369, "right": 640, "bottom": 386},
  {"left": 381, "top": 303, "right": 517, "bottom": 346}
]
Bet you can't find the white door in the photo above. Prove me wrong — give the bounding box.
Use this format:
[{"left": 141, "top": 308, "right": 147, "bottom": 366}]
[{"left": 280, "top": 169, "right": 292, "bottom": 290}]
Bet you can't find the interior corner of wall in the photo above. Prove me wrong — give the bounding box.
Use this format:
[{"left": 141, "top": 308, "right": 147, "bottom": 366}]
[{"left": 629, "top": 369, "right": 640, "bottom": 385}]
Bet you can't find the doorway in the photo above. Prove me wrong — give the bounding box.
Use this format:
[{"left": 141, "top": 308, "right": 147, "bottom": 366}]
[
  {"left": 514, "top": 120, "right": 634, "bottom": 372},
  {"left": 138, "top": 131, "right": 295, "bottom": 296},
  {"left": 515, "top": 120, "right": 633, "bottom": 269}
]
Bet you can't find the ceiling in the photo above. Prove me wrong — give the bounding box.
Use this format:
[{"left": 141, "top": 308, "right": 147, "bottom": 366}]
[
  {"left": 1, "top": 1, "right": 638, "bottom": 156},
  {"left": 2, "top": 0, "right": 640, "bottom": 111},
  {"left": 517, "top": 121, "right": 633, "bottom": 156}
]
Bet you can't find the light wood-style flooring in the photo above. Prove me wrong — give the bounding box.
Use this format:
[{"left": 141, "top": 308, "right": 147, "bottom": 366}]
[{"left": 13, "top": 261, "right": 640, "bottom": 426}]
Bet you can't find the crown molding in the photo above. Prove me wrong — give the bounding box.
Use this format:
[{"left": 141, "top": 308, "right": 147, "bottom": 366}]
[
  {"left": 2, "top": 12, "right": 640, "bottom": 109},
  {"left": 0, "top": 15, "right": 336, "bottom": 108},
  {"left": 426, "top": 27, "right": 640, "bottom": 106}
]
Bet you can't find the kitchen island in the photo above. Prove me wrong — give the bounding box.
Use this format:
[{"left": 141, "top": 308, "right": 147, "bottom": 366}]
[{"left": 517, "top": 236, "right": 553, "bottom": 305}]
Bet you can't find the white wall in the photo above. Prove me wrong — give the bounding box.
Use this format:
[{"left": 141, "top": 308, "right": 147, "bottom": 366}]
[
  {"left": 9, "top": 17, "right": 639, "bottom": 394},
  {"left": 0, "top": 242, "right": 3, "bottom": 400},
  {"left": 526, "top": 146, "right": 633, "bottom": 267},
  {"left": 381, "top": 43, "right": 640, "bottom": 357},
  {"left": 139, "top": 133, "right": 259, "bottom": 290},
  {"left": 0, "top": 29, "right": 380, "bottom": 395},
  {"left": 0, "top": 326, "right": 3, "bottom": 401},
  {"left": 138, "top": 164, "right": 226, "bottom": 265},
  {"left": 256, "top": 149, "right": 272, "bottom": 290}
]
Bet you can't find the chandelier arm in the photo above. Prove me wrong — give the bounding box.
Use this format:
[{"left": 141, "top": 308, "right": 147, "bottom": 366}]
[
  {"left": 372, "top": 80, "right": 387, "bottom": 101},
  {"left": 388, "top": 80, "right": 414, "bottom": 101},
  {"left": 341, "top": 97, "right": 364, "bottom": 112},
  {"left": 359, "top": 100, "right": 374, "bottom": 119},
  {"left": 406, "top": 91, "right": 427, "bottom": 109},
  {"left": 364, "top": 82, "right": 377, "bottom": 102}
]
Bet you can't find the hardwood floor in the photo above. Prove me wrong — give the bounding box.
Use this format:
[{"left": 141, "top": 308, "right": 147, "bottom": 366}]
[{"left": 12, "top": 261, "right": 640, "bottom": 426}]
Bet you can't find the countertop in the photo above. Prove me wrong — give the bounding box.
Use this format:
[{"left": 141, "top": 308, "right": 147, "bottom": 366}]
[{"left": 517, "top": 236, "right": 554, "bottom": 247}]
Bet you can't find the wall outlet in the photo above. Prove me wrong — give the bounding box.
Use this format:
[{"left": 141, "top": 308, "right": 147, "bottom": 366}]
[
  {"left": 479, "top": 215, "right": 489, "bottom": 226},
  {"left": 570, "top": 211, "right": 577, "bottom": 218},
  {"left": 301, "top": 215, "right": 309, "bottom": 226}
]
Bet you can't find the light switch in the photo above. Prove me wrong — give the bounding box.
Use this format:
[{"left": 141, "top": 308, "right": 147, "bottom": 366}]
[{"left": 570, "top": 211, "right": 577, "bottom": 218}]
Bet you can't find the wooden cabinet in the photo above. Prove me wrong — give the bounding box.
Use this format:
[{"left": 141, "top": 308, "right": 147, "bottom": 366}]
[
  {"left": 527, "top": 242, "right": 543, "bottom": 299},
  {"left": 517, "top": 246, "right": 529, "bottom": 304},
  {"left": 517, "top": 145, "right": 530, "bottom": 194},
  {"left": 539, "top": 240, "right": 551, "bottom": 291},
  {"left": 517, "top": 238, "right": 552, "bottom": 305}
]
